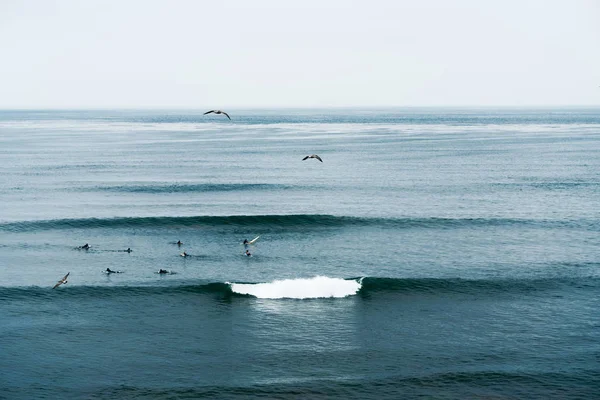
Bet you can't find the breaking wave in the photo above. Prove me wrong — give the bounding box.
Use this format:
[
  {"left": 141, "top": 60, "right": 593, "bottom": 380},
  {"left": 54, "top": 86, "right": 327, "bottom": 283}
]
[
  {"left": 228, "top": 276, "right": 362, "bottom": 299},
  {"left": 2, "top": 276, "right": 598, "bottom": 301}
]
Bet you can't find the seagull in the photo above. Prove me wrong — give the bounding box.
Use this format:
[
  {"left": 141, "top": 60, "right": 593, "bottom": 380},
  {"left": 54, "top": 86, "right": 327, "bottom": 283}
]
[
  {"left": 302, "top": 154, "right": 323, "bottom": 162},
  {"left": 53, "top": 272, "right": 70, "bottom": 289},
  {"left": 204, "top": 110, "right": 231, "bottom": 120}
]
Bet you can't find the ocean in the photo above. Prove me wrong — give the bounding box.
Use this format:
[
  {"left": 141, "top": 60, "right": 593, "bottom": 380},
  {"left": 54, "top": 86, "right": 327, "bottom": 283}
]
[{"left": 0, "top": 108, "right": 599, "bottom": 399}]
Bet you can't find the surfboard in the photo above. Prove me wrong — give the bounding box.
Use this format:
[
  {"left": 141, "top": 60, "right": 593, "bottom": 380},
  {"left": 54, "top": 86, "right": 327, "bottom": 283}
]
[{"left": 248, "top": 236, "right": 260, "bottom": 244}]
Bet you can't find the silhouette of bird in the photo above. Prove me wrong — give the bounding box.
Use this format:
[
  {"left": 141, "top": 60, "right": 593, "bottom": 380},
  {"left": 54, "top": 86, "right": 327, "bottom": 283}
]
[
  {"left": 302, "top": 154, "right": 323, "bottom": 162},
  {"left": 204, "top": 110, "right": 231, "bottom": 120},
  {"left": 53, "top": 272, "right": 70, "bottom": 289}
]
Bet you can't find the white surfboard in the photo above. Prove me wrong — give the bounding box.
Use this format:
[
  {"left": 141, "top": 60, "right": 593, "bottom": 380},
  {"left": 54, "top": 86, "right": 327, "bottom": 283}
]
[{"left": 242, "top": 236, "right": 260, "bottom": 245}]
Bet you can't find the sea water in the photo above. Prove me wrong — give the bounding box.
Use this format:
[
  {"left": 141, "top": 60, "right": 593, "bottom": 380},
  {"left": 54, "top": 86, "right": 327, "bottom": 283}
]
[{"left": 0, "top": 108, "right": 599, "bottom": 399}]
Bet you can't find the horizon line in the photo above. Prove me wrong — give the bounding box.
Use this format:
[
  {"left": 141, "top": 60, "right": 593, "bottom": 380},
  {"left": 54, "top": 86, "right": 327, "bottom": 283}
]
[{"left": 1, "top": 104, "right": 599, "bottom": 111}]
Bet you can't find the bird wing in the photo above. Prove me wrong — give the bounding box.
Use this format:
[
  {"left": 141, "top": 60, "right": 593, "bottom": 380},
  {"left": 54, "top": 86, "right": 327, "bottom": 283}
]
[
  {"left": 222, "top": 112, "right": 231, "bottom": 120},
  {"left": 53, "top": 273, "right": 69, "bottom": 289},
  {"left": 302, "top": 156, "right": 309, "bottom": 160},
  {"left": 314, "top": 155, "right": 323, "bottom": 162},
  {"left": 204, "top": 110, "right": 215, "bottom": 115}
]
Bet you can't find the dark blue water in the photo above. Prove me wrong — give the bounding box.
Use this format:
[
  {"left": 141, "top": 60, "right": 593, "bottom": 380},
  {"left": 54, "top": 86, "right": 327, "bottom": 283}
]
[{"left": 1, "top": 109, "right": 599, "bottom": 399}]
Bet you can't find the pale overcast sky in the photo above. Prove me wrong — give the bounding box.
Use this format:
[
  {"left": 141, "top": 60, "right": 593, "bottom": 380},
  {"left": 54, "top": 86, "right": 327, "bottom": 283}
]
[{"left": 1, "top": 0, "right": 599, "bottom": 108}]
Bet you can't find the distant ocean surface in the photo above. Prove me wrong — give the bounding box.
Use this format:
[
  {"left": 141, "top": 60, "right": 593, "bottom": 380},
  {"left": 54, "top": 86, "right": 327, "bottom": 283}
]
[{"left": 1, "top": 108, "right": 599, "bottom": 399}]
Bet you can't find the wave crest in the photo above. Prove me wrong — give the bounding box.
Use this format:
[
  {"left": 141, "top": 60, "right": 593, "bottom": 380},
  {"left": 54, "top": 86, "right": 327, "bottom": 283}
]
[
  {"left": 229, "top": 276, "right": 362, "bottom": 299},
  {"left": 3, "top": 214, "right": 596, "bottom": 233},
  {"left": 87, "top": 183, "right": 292, "bottom": 194}
]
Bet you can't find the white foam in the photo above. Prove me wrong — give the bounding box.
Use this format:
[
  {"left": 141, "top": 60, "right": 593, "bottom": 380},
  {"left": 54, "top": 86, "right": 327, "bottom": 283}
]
[{"left": 229, "top": 276, "right": 362, "bottom": 299}]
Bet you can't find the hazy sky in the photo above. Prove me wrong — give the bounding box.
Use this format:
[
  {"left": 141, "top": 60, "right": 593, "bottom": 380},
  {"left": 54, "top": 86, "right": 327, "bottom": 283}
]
[{"left": 1, "top": 0, "right": 599, "bottom": 108}]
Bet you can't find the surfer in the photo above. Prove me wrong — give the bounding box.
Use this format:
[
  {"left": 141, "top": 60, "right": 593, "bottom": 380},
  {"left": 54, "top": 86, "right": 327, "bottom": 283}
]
[
  {"left": 180, "top": 252, "right": 189, "bottom": 257},
  {"left": 158, "top": 269, "right": 169, "bottom": 274},
  {"left": 177, "top": 240, "right": 182, "bottom": 246},
  {"left": 79, "top": 243, "right": 90, "bottom": 250},
  {"left": 125, "top": 248, "right": 132, "bottom": 253},
  {"left": 243, "top": 236, "right": 259, "bottom": 248},
  {"left": 106, "top": 268, "right": 119, "bottom": 274},
  {"left": 245, "top": 250, "right": 252, "bottom": 257}
]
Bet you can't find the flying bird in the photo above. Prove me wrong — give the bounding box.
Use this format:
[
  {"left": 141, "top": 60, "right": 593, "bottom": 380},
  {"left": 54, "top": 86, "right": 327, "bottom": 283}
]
[
  {"left": 53, "top": 272, "right": 70, "bottom": 289},
  {"left": 204, "top": 110, "right": 231, "bottom": 120},
  {"left": 302, "top": 154, "right": 323, "bottom": 162}
]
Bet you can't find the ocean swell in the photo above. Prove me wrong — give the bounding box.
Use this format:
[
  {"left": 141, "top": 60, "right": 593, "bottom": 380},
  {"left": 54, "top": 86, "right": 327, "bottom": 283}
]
[
  {"left": 84, "top": 183, "right": 294, "bottom": 194},
  {"left": 2, "top": 214, "right": 596, "bottom": 232}
]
